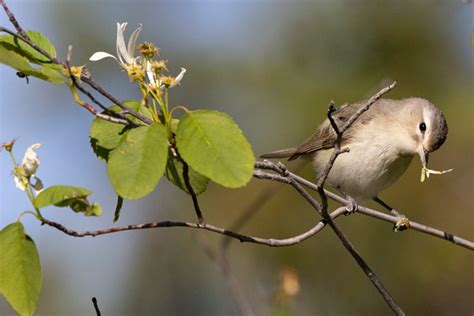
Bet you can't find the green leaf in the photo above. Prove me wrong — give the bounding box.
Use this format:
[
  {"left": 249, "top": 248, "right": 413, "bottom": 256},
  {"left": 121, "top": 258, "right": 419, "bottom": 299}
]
[
  {"left": 35, "top": 185, "right": 91, "bottom": 208},
  {"left": 0, "top": 44, "right": 63, "bottom": 84},
  {"left": 0, "top": 32, "right": 63, "bottom": 84},
  {"left": 176, "top": 110, "right": 254, "bottom": 188},
  {"left": 89, "top": 100, "right": 152, "bottom": 161},
  {"left": 39, "top": 65, "right": 64, "bottom": 84},
  {"left": 90, "top": 118, "right": 130, "bottom": 155},
  {"left": 0, "top": 31, "right": 56, "bottom": 64},
  {"left": 108, "top": 123, "right": 168, "bottom": 199},
  {"left": 0, "top": 44, "right": 48, "bottom": 79},
  {"left": 34, "top": 185, "right": 102, "bottom": 217},
  {"left": 165, "top": 154, "right": 209, "bottom": 195},
  {"left": 17, "top": 31, "right": 57, "bottom": 63},
  {"left": 0, "top": 222, "right": 41, "bottom": 316}
]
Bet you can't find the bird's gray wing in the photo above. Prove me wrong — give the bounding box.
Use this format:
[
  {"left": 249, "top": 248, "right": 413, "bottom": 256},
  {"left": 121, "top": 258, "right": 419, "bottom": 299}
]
[{"left": 288, "top": 102, "right": 366, "bottom": 160}]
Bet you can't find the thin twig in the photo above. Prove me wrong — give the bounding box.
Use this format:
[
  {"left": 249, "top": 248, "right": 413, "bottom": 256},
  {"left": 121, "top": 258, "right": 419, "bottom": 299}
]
[
  {"left": 66, "top": 46, "right": 134, "bottom": 124},
  {"left": 65, "top": 46, "right": 131, "bottom": 125},
  {"left": 81, "top": 77, "right": 154, "bottom": 125},
  {"left": 340, "top": 81, "right": 397, "bottom": 134},
  {"left": 40, "top": 207, "right": 347, "bottom": 246},
  {"left": 179, "top": 154, "right": 205, "bottom": 224},
  {"left": 253, "top": 167, "right": 474, "bottom": 250},
  {"left": 92, "top": 297, "right": 101, "bottom": 316}
]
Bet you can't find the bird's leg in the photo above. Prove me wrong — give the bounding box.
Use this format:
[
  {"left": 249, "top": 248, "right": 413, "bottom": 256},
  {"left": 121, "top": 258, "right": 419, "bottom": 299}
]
[
  {"left": 373, "top": 197, "right": 402, "bottom": 216},
  {"left": 334, "top": 186, "right": 358, "bottom": 214},
  {"left": 373, "top": 197, "right": 410, "bottom": 232},
  {"left": 344, "top": 195, "right": 359, "bottom": 214}
]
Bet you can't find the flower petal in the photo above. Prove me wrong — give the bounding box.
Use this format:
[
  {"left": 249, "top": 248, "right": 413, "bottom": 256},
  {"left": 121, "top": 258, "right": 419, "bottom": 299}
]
[
  {"left": 89, "top": 51, "right": 118, "bottom": 61},
  {"left": 127, "top": 24, "right": 143, "bottom": 62},
  {"left": 116, "top": 22, "right": 129, "bottom": 65},
  {"left": 145, "top": 60, "right": 156, "bottom": 85},
  {"left": 14, "top": 175, "right": 26, "bottom": 191},
  {"left": 22, "top": 143, "right": 41, "bottom": 176},
  {"left": 171, "top": 67, "right": 187, "bottom": 87}
]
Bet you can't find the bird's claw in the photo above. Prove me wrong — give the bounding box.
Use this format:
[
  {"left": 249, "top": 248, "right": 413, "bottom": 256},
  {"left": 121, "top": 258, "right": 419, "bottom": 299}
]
[{"left": 344, "top": 197, "right": 358, "bottom": 214}]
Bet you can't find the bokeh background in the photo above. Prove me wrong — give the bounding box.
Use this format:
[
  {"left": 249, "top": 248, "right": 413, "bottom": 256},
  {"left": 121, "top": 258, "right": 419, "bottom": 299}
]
[{"left": 1, "top": 0, "right": 473, "bottom": 315}]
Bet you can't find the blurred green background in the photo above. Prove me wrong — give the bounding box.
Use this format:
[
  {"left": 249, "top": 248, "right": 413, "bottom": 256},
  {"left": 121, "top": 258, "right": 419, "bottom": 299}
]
[{"left": 1, "top": 0, "right": 473, "bottom": 315}]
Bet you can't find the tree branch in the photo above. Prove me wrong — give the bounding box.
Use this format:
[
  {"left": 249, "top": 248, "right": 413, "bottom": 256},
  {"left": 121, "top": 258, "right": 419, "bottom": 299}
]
[
  {"left": 181, "top": 156, "right": 205, "bottom": 225},
  {"left": 64, "top": 46, "right": 132, "bottom": 126},
  {"left": 80, "top": 76, "right": 154, "bottom": 125},
  {"left": 254, "top": 165, "right": 474, "bottom": 250},
  {"left": 91, "top": 297, "right": 101, "bottom": 316},
  {"left": 39, "top": 207, "right": 347, "bottom": 245}
]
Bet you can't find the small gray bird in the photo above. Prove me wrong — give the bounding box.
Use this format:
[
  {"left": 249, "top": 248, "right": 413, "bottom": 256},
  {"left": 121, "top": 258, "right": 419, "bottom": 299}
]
[{"left": 261, "top": 98, "right": 449, "bottom": 208}]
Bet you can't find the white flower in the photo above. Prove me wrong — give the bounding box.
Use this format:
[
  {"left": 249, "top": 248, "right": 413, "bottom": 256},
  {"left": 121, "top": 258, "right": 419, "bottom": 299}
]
[
  {"left": 13, "top": 173, "right": 25, "bottom": 191},
  {"left": 146, "top": 63, "right": 187, "bottom": 89},
  {"left": 89, "top": 22, "right": 142, "bottom": 67},
  {"left": 14, "top": 143, "right": 43, "bottom": 192},
  {"left": 22, "top": 143, "right": 41, "bottom": 176},
  {"left": 172, "top": 67, "right": 187, "bottom": 87},
  {"left": 145, "top": 60, "right": 157, "bottom": 86}
]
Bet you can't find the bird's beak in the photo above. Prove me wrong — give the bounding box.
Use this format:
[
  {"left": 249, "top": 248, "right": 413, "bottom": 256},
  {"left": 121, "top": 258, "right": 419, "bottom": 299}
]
[{"left": 418, "top": 146, "right": 429, "bottom": 169}]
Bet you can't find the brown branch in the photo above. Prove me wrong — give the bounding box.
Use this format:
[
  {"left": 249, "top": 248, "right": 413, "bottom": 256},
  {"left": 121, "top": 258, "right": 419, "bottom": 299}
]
[
  {"left": 64, "top": 46, "right": 132, "bottom": 126},
  {"left": 91, "top": 297, "right": 101, "bottom": 316},
  {"left": 340, "top": 81, "right": 397, "bottom": 134},
  {"left": 181, "top": 156, "right": 205, "bottom": 224},
  {"left": 254, "top": 164, "right": 474, "bottom": 250},
  {"left": 40, "top": 206, "right": 347, "bottom": 246},
  {"left": 80, "top": 76, "right": 154, "bottom": 125}
]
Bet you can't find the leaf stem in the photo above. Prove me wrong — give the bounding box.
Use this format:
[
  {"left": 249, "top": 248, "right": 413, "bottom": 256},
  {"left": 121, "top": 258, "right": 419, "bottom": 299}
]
[{"left": 17, "top": 210, "right": 41, "bottom": 222}]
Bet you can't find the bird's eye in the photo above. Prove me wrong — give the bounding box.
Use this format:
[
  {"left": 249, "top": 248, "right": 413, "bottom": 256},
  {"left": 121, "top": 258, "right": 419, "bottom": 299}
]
[{"left": 419, "top": 122, "right": 426, "bottom": 132}]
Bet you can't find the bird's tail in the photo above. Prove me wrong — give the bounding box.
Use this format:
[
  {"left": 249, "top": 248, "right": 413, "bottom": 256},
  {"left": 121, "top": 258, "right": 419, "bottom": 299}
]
[{"left": 260, "top": 147, "right": 297, "bottom": 159}]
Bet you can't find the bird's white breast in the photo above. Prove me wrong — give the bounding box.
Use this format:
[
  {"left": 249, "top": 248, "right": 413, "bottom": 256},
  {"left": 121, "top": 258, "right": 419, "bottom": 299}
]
[{"left": 312, "top": 133, "right": 414, "bottom": 202}]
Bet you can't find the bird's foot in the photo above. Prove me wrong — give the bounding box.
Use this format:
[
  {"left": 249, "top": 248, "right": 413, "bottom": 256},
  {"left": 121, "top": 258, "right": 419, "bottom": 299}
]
[
  {"left": 344, "top": 196, "right": 358, "bottom": 214},
  {"left": 393, "top": 216, "right": 410, "bottom": 232},
  {"left": 275, "top": 162, "right": 289, "bottom": 176}
]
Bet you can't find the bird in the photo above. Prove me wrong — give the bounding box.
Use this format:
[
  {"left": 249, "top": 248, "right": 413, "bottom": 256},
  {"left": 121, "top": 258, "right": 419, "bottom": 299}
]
[{"left": 261, "top": 97, "right": 449, "bottom": 217}]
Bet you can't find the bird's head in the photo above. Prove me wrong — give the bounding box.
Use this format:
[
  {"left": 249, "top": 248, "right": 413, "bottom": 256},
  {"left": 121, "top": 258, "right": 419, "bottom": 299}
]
[{"left": 401, "top": 98, "right": 448, "bottom": 170}]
